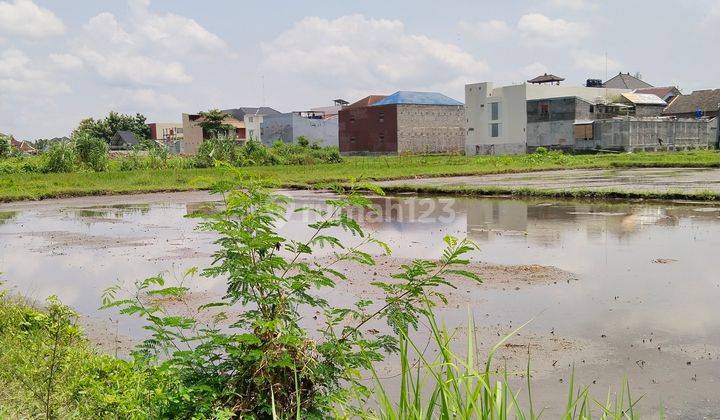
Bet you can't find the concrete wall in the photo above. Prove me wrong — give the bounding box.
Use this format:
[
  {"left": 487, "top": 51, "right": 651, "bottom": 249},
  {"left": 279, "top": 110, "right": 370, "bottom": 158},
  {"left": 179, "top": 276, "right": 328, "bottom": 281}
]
[
  {"left": 260, "top": 113, "right": 294, "bottom": 146},
  {"left": 181, "top": 113, "right": 204, "bottom": 155},
  {"left": 579, "top": 119, "right": 713, "bottom": 151},
  {"left": 396, "top": 105, "right": 465, "bottom": 154},
  {"left": 261, "top": 113, "right": 339, "bottom": 148},
  {"left": 527, "top": 121, "right": 575, "bottom": 148},
  {"left": 244, "top": 114, "right": 263, "bottom": 142},
  {"left": 634, "top": 105, "right": 664, "bottom": 118},
  {"left": 464, "top": 82, "right": 630, "bottom": 155},
  {"left": 292, "top": 115, "right": 338, "bottom": 148}
]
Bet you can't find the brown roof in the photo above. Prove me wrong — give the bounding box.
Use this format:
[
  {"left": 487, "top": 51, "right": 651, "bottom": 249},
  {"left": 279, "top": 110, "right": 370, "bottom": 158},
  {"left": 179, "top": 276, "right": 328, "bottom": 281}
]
[
  {"left": 634, "top": 86, "right": 680, "bottom": 99},
  {"left": 347, "top": 95, "right": 387, "bottom": 108},
  {"left": 663, "top": 89, "right": 720, "bottom": 115},
  {"left": 10, "top": 138, "right": 38, "bottom": 153},
  {"left": 602, "top": 73, "right": 652, "bottom": 89},
  {"left": 527, "top": 73, "right": 565, "bottom": 84}
]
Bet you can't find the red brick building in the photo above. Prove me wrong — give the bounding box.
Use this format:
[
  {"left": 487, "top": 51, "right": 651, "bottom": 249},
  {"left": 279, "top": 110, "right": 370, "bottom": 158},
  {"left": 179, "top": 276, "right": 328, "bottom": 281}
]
[{"left": 339, "top": 91, "right": 465, "bottom": 155}]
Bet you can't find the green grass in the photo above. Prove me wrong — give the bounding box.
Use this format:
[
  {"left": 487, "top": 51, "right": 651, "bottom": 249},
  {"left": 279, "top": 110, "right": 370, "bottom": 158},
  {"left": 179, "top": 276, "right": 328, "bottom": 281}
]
[
  {"left": 362, "top": 304, "right": 654, "bottom": 419},
  {"left": 0, "top": 291, "right": 172, "bottom": 418},
  {"left": 2, "top": 150, "right": 720, "bottom": 202}
]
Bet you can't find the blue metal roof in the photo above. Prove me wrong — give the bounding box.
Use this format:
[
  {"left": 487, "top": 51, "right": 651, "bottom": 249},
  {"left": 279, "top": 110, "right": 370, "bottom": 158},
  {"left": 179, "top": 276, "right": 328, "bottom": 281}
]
[{"left": 371, "top": 91, "right": 463, "bottom": 106}]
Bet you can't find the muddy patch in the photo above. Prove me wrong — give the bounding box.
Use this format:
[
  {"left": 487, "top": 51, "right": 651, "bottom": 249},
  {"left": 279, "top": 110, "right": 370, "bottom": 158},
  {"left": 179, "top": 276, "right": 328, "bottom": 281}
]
[{"left": 26, "top": 230, "right": 154, "bottom": 254}]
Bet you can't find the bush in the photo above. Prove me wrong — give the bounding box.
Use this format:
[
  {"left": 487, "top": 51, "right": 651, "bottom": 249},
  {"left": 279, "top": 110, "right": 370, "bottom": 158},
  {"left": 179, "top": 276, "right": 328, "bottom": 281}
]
[
  {"left": 104, "top": 182, "right": 480, "bottom": 417},
  {"left": 42, "top": 141, "right": 76, "bottom": 173},
  {"left": 194, "top": 135, "right": 238, "bottom": 168},
  {"left": 74, "top": 133, "right": 109, "bottom": 171},
  {"left": 0, "top": 291, "right": 172, "bottom": 418},
  {"left": 0, "top": 135, "right": 10, "bottom": 159}
]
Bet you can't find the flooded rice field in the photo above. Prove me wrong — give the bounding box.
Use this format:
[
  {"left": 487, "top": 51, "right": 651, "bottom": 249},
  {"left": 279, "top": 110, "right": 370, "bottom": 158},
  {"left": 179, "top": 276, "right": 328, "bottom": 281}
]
[{"left": 1, "top": 190, "right": 720, "bottom": 417}]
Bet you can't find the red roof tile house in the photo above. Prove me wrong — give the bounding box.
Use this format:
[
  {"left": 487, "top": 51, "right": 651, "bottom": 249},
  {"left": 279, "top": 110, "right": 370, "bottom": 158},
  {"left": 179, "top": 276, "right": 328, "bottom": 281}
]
[{"left": 339, "top": 91, "right": 465, "bottom": 155}]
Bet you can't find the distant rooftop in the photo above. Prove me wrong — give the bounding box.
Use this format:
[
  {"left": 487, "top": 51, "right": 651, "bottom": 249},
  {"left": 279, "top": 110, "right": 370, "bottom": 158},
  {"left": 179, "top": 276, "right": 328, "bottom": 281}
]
[
  {"left": 527, "top": 73, "right": 565, "bottom": 84},
  {"left": 221, "top": 107, "right": 281, "bottom": 120},
  {"left": 634, "top": 86, "right": 680, "bottom": 99},
  {"left": 602, "top": 73, "right": 653, "bottom": 89},
  {"left": 371, "top": 91, "right": 463, "bottom": 106},
  {"left": 620, "top": 92, "right": 667, "bottom": 106},
  {"left": 346, "top": 95, "right": 387, "bottom": 109},
  {"left": 664, "top": 89, "right": 720, "bottom": 115}
]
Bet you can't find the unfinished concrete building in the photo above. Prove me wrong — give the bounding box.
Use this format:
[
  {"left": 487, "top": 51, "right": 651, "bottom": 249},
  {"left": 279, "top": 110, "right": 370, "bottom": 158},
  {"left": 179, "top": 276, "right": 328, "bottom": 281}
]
[
  {"left": 526, "top": 95, "right": 714, "bottom": 152},
  {"left": 339, "top": 91, "right": 465, "bottom": 155}
]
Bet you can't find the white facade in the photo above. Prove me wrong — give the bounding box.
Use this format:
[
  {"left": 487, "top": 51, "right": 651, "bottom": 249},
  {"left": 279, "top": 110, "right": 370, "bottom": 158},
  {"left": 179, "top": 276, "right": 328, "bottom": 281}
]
[
  {"left": 244, "top": 114, "right": 264, "bottom": 142},
  {"left": 464, "top": 82, "right": 630, "bottom": 155}
]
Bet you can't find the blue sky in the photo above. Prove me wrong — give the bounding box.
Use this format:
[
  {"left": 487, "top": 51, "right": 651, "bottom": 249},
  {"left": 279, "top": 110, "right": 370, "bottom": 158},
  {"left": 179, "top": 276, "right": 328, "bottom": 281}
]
[{"left": 1, "top": 0, "right": 719, "bottom": 139}]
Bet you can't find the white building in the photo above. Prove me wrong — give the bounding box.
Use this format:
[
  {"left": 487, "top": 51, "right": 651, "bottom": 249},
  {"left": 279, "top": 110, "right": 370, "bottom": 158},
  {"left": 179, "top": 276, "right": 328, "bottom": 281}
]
[{"left": 464, "top": 82, "right": 630, "bottom": 155}]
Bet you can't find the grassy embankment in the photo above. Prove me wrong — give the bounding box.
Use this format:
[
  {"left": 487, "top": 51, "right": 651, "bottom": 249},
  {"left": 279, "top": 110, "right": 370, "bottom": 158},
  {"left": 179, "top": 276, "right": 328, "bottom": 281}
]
[{"left": 2, "top": 150, "right": 720, "bottom": 202}]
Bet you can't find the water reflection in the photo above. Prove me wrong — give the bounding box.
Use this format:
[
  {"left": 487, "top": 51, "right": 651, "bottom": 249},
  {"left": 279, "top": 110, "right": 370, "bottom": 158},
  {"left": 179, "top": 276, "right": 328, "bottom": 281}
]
[
  {"left": 1, "top": 191, "right": 719, "bottom": 416},
  {"left": 66, "top": 204, "right": 151, "bottom": 220},
  {"left": 0, "top": 211, "right": 17, "bottom": 225}
]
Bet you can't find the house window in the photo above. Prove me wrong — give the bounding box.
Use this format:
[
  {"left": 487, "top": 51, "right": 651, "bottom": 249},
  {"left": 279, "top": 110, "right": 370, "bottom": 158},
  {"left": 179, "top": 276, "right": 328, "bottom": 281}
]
[
  {"left": 490, "top": 102, "right": 500, "bottom": 121},
  {"left": 379, "top": 112, "right": 384, "bottom": 123},
  {"left": 379, "top": 133, "right": 385, "bottom": 142},
  {"left": 589, "top": 105, "right": 595, "bottom": 113},
  {"left": 490, "top": 123, "right": 501, "bottom": 138},
  {"left": 350, "top": 137, "right": 356, "bottom": 143},
  {"left": 540, "top": 102, "right": 549, "bottom": 118},
  {"left": 350, "top": 117, "right": 355, "bottom": 123}
]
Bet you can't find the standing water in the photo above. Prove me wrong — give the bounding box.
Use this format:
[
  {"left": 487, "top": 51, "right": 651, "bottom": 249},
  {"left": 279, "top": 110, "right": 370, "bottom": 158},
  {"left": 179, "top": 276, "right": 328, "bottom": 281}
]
[{"left": 1, "top": 190, "right": 719, "bottom": 417}]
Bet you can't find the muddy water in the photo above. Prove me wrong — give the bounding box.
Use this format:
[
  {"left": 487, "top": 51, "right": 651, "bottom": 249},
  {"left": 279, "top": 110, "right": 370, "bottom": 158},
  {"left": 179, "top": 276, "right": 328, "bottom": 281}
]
[{"left": 1, "top": 191, "right": 719, "bottom": 417}]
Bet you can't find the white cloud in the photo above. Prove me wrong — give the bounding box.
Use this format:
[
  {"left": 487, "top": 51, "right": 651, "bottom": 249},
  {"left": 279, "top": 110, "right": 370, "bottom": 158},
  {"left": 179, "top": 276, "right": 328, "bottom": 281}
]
[
  {"left": 572, "top": 50, "right": 621, "bottom": 75},
  {"left": 49, "top": 53, "right": 84, "bottom": 70},
  {"left": 521, "top": 62, "right": 550, "bottom": 79},
  {"left": 517, "top": 13, "right": 589, "bottom": 46},
  {"left": 550, "top": 0, "right": 598, "bottom": 11},
  {"left": 75, "top": 47, "right": 191, "bottom": 86},
  {"left": 61, "top": 1, "right": 228, "bottom": 87},
  {"left": 0, "top": 0, "right": 65, "bottom": 38},
  {"left": 70, "top": 1, "right": 226, "bottom": 87},
  {"left": 113, "top": 87, "right": 186, "bottom": 113},
  {"left": 459, "top": 19, "right": 511, "bottom": 42},
  {"left": 261, "top": 15, "right": 488, "bottom": 99},
  {"left": 128, "top": 0, "right": 228, "bottom": 55},
  {"left": 0, "top": 48, "right": 70, "bottom": 95}
]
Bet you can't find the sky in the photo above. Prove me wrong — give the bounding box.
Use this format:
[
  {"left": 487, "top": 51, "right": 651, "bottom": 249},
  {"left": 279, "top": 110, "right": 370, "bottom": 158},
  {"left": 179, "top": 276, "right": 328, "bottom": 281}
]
[{"left": 1, "top": 0, "right": 719, "bottom": 140}]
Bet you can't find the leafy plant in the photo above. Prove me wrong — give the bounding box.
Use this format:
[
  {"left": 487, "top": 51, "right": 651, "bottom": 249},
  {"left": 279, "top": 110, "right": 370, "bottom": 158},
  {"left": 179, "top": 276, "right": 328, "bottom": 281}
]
[
  {"left": 103, "top": 179, "right": 480, "bottom": 418},
  {"left": 297, "top": 136, "right": 310, "bottom": 148},
  {"left": 197, "top": 109, "right": 233, "bottom": 139},
  {"left": 73, "top": 112, "right": 150, "bottom": 144},
  {"left": 195, "top": 134, "right": 239, "bottom": 168},
  {"left": 42, "top": 141, "right": 76, "bottom": 173},
  {"left": 0, "top": 135, "right": 11, "bottom": 159},
  {"left": 365, "top": 300, "right": 649, "bottom": 420},
  {"left": 74, "top": 132, "right": 109, "bottom": 171}
]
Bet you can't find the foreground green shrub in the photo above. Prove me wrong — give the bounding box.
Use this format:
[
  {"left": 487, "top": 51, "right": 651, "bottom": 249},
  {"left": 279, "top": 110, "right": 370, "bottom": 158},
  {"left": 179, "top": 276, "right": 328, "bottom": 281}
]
[
  {"left": 0, "top": 135, "right": 10, "bottom": 159},
  {"left": 42, "top": 141, "right": 76, "bottom": 173},
  {"left": 0, "top": 291, "right": 170, "bottom": 418},
  {"left": 104, "top": 180, "right": 479, "bottom": 418},
  {"left": 194, "top": 134, "right": 238, "bottom": 168},
  {"left": 74, "top": 132, "right": 109, "bottom": 171}
]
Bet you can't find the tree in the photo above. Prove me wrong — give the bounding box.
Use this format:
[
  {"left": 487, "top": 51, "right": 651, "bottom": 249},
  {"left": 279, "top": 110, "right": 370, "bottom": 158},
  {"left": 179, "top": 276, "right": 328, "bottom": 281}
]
[
  {"left": 72, "top": 112, "right": 150, "bottom": 144},
  {"left": 105, "top": 181, "right": 480, "bottom": 417},
  {"left": 74, "top": 132, "right": 109, "bottom": 171},
  {"left": 197, "top": 109, "right": 232, "bottom": 139},
  {"left": 0, "top": 135, "right": 11, "bottom": 158}
]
